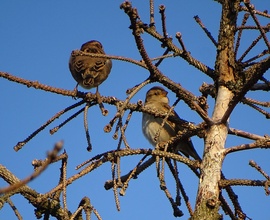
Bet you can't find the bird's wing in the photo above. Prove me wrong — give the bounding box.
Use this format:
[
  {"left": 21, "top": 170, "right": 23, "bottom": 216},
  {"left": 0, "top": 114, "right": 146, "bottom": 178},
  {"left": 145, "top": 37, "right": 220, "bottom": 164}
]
[{"left": 166, "top": 105, "right": 201, "bottom": 161}]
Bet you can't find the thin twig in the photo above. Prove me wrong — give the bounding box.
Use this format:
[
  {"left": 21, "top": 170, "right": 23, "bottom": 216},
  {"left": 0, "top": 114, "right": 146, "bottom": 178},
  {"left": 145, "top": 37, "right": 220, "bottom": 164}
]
[
  {"left": 244, "top": 2, "right": 270, "bottom": 51},
  {"left": 154, "top": 48, "right": 171, "bottom": 67},
  {"left": 194, "top": 15, "right": 218, "bottom": 47},
  {"left": 0, "top": 141, "right": 63, "bottom": 194},
  {"left": 71, "top": 50, "right": 148, "bottom": 70},
  {"left": 84, "top": 103, "right": 92, "bottom": 151},
  {"left": 228, "top": 127, "right": 265, "bottom": 140},
  {"left": 242, "top": 49, "right": 269, "bottom": 66},
  {"left": 238, "top": 34, "right": 263, "bottom": 62},
  {"left": 242, "top": 98, "right": 270, "bottom": 118},
  {"left": 166, "top": 159, "right": 194, "bottom": 216},
  {"left": 50, "top": 107, "right": 85, "bottom": 135},
  {"left": 122, "top": 2, "right": 213, "bottom": 124},
  {"left": 105, "top": 156, "right": 155, "bottom": 190},
  {"left": 0, "top": 71, "right": 76, "bottom": 97},
  {"left": 149, "top": 0, "right": 155, "bottom": 26},
  {"left": 249, "top": 160, "right": 270, "bottom": 180},
  {"left": 157, "top": 156, "right": 183, "bottom": 217},
  {"left": 36, "top": 148, "right": 199, "bottom": 202},
  {"left": 221, "top": 173, "right": 246, "bottom": 219},
  {"left": 175, "top": 32, "right": 188, "bottom": 53},
  {"left": 159, "top": 5, "right": 167, "bottom": 39},
  {"left": 235, "top": 13, "right": 250, "bottom": 57},
  {"left": 225, "top": 138, "right": 270, "bottom": 155},
  {"left": 14, "top": 100, "right": 85, "bottom": 151},
  {"left": 119, "top": 154, "right": 149, "bottom": 196},
  {"left": 243, "top": 97, "right": 270, "bottom": 107},
  {"left": 62, "top": 156, "right": 68, "bottom": 215},
  {"left": 107, "top": 78, "right": 151, "bottom": 132},
  {"left": 6, "top": 199, "right": 23, "bottom": 220},
  {"left": 70, "top": 206, "right": 83, "bottom": 220},
  {"left": 112, "top": 160, "right": 120, "bottom": 211},
  {"left": 154, "top": 98, "right": 180, "bottom": 142},
  {"left": 219, "top": 191, "right": 236, "bottom": 219},
  {"left": 219, "top": 178, "right": 267, "bottom": 188},
  {"left": 32, "top": 151, "right": 68, "bottom": 170},
  {"left": 117, "top": 110, "right": 133, "bottom": 149},
  {"left": 239, "top": 5, "right": 270, "bottom": 19}
]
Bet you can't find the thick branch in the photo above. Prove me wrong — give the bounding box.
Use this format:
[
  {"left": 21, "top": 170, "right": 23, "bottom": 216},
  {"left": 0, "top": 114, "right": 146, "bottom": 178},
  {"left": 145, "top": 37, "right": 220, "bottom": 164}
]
[
  {"left": 120, "top": 2, "right": 212, "bottom": 124},
  {"left": 0, "top": 164, "right": 69, "bottom": 219},
  {"left": 222, "top": 56, "right": 270, "bottom": 122}
]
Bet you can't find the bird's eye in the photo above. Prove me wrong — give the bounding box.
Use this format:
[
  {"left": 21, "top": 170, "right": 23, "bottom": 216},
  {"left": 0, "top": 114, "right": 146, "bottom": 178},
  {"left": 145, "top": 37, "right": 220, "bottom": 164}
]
[
  {"left": 90, "top": 48, "right": 98, "bottom": 53},
  {"left": 84, "top": 48, "right": 97, "bottom": 53}
]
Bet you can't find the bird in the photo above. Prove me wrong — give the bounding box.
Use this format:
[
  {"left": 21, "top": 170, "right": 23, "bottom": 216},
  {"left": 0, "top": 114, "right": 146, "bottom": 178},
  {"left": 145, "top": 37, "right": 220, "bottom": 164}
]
[
  {"left": 69, "top": 40, "right": 112, "bottom": 96},
  {"left": 142, "top": 86, "right": 201, "bottom": 160}
]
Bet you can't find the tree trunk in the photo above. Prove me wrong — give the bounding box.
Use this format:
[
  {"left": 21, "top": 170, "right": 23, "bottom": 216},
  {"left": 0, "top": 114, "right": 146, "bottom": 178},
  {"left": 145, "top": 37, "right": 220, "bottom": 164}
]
[{"left": 192, "top": 0, "right": 239, "bottom": 219}]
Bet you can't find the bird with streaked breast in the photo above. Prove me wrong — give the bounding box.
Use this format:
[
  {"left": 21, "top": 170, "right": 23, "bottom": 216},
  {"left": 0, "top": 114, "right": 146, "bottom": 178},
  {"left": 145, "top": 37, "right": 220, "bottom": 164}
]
[{"left": 69, "top": 40, "right": 112, "bottom": 92}]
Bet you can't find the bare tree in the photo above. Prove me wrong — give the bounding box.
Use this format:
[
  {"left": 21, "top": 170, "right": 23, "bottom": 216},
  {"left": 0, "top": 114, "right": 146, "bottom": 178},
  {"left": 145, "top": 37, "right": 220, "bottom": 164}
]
[{"left": 1, "top": 0, "right": 270, "bottom": 219}]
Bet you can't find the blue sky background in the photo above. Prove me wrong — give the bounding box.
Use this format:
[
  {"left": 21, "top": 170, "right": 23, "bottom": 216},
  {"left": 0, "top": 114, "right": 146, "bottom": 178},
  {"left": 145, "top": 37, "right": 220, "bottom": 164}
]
[{"left": 0, "top": 1, "right": 269, "bottom": 219}]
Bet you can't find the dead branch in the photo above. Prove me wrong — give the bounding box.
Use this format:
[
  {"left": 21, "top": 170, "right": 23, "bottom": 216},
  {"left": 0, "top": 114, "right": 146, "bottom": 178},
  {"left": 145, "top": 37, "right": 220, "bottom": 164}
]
[{"left": 0, "top": 141, "right": 63, "bottom": 195}]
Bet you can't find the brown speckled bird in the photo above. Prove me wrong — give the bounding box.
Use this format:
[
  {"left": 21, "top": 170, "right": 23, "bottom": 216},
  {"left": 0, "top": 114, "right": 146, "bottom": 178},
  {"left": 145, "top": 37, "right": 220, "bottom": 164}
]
[
  {"left": 69, "top": 40, "right": 112, "bottom": 94},
  {"left": 142, "top": 86, "right": 201, "bottom": 160}
]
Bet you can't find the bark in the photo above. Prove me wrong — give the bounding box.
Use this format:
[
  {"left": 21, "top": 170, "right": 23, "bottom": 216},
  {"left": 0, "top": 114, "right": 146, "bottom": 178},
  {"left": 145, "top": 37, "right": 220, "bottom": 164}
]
[{"left": 192, "top": 0, "right": 239, "bottom": 219}]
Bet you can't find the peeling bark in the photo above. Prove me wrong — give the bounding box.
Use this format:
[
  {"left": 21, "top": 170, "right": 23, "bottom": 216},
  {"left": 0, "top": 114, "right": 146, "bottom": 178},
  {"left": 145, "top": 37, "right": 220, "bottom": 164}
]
[{"left": 192, "top": 0, "right": 240, "bottom": 218}]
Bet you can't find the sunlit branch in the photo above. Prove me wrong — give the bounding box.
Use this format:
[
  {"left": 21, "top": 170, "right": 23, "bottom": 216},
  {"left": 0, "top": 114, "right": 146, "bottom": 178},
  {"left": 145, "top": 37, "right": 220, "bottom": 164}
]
[
  {"left": 32, "top": 151, "right": 68, "bottom": 169},
  {"left": 225, "top": 138, "right": 270, "bottom": 155},
  {"left": 243, "top": 97, "right": 270, "bottom": 107},
  {"left": 228, "top": 127, "right": 266, "bottom": 140},
  {"left": 120, "top": 2, "right": 214, "bottom": 125},
  {"left": 221, "top": 56, "right": 270, "bottom": 123},
  {"left": 111, "top": 160, "right": 121, "bottom": 211},
  {"left": 0, "top": 71, "right": 76, "bottom": 97},
  {"left": 71, "top": 50, "right": 148, "bottom": 70},
  {"left": 106, "top": 78, "right": 151, "bottom": 132},
  {"left": 44, "top": 148, "right": 199, "bottom": 198},
  {"left": 239, "top": 5, "right": 270, "bottom": 19},
  {"left": 219, "top": 179, "right": 267, "bottom": 188},
  {"left": 61, "top": 156, "right": 68, "bottom": 215},
  {"left": 139, "top": 21, "right": 216, "bottom": 79},
  {"left": 242, "top": 98, "right": 270, "bottom": 118}
]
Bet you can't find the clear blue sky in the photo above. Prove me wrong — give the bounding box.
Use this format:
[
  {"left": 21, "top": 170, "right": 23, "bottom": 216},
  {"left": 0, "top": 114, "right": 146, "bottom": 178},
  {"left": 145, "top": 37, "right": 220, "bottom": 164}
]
[{"left": 0, "top": 1, "right": 269, "bottom": 219}]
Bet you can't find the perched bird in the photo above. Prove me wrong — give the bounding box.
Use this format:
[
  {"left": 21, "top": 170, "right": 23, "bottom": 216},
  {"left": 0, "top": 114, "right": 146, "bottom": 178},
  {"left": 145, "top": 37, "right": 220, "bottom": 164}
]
[
  {"left": 142, "top": 86, "right": 201, "bottom": 160},
  {"left": 69, "top": 40, "right": 112, "bottom": 93}
]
